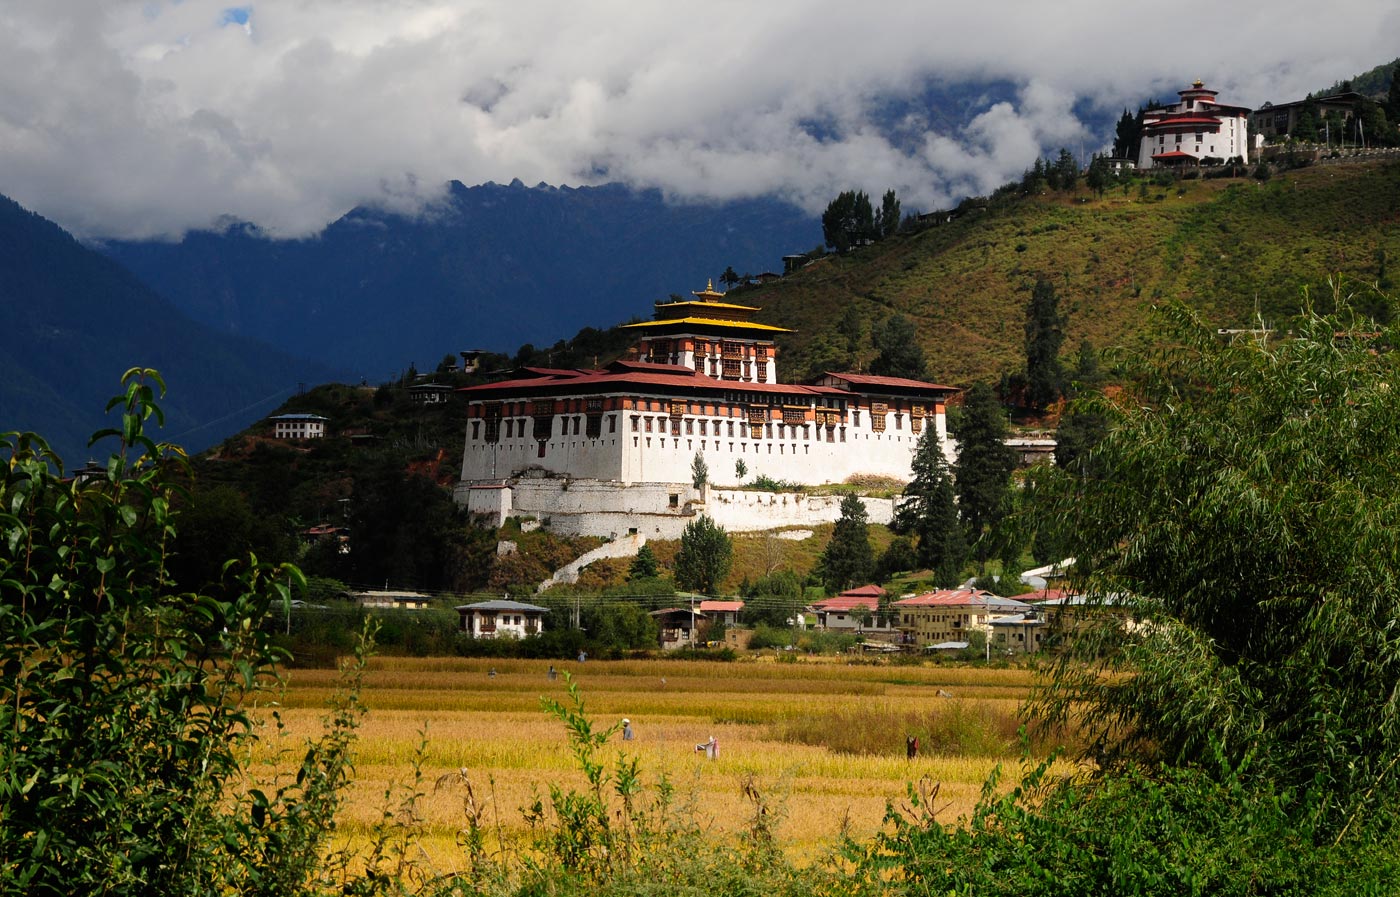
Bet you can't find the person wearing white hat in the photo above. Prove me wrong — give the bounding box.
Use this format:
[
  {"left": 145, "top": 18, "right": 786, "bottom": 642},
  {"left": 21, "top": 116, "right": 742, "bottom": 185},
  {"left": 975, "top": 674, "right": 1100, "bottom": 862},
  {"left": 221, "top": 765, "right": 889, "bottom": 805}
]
[{"left": 622, "top": 718, "right": 634, "bottom": 740}]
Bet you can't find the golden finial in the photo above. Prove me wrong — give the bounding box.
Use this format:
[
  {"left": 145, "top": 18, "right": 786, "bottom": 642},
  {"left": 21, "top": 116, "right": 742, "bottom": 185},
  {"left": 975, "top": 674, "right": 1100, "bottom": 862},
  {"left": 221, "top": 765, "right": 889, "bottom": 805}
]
[{"left": 707, "top": 279, "right": 714, "bottom": 291}]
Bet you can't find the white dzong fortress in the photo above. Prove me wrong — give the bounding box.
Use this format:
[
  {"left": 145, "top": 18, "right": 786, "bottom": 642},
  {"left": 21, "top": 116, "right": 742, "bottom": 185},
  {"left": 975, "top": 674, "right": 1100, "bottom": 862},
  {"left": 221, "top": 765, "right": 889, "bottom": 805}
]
[{"left": 455, "top": 283, "right": 956, "bottom": 538}]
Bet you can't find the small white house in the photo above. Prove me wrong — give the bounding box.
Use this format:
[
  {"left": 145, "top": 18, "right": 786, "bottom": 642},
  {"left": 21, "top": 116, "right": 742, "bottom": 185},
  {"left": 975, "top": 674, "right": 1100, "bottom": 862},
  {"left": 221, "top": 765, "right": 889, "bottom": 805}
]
[
  {"left": 456, "top": 599, "right": 549, "bottom": 639},
  {"left": 269, "top": 413, "right": 329, "bottom": 440}
]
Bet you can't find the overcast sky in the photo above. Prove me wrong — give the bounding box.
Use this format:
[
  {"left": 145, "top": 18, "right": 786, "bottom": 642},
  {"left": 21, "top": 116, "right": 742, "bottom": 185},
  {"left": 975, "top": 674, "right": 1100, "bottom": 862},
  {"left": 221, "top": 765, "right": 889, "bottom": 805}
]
[{"left": 2, "top": 1, "right": 1397, "bottom": 240}]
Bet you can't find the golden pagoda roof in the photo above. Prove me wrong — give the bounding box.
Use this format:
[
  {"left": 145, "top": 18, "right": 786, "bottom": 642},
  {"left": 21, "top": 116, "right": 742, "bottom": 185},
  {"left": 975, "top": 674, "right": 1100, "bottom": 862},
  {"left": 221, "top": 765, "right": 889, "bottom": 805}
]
[
  {"left": 619, "top": 316, "right": 794, "bottom": 333},
  {"left": 691, "top": 278, "right": 726, "bottom": 301},
  {"left": 652, "top": 299, "right": 761, "bottom": 314}
]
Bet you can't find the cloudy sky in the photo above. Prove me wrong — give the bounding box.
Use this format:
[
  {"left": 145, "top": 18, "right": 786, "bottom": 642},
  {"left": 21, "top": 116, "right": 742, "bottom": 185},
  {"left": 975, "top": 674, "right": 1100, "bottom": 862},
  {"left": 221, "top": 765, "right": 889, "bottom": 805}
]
[{"left": 2, "top": 1, "right": 1396, "bottom": 240}]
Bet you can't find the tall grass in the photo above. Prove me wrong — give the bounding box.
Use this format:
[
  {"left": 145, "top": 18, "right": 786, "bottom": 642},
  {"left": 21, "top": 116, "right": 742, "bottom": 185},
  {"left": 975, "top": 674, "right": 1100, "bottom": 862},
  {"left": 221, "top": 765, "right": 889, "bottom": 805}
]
[{"left": 773, "top": 699, "right": 1028, "bottom": 758}]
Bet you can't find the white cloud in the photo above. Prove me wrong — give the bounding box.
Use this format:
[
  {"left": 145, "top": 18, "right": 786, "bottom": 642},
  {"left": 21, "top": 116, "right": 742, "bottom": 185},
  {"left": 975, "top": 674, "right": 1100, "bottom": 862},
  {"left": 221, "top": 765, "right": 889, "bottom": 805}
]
[{"left": 0, "top": 0, "right": 1395, "bottom": 239}]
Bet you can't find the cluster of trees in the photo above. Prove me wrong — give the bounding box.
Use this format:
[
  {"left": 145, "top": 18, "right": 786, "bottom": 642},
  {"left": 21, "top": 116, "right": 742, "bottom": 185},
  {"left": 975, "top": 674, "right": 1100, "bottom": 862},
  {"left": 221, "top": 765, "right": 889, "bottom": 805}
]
[
  {"left": 890, "top": 383, "right": 1017, "bottom": 587},
  {"left": 820, "top": 189, "right": 902, "bottom": 253},
  {"left": 1020, "top": 149, "right": 1081, "bottom": 192}
]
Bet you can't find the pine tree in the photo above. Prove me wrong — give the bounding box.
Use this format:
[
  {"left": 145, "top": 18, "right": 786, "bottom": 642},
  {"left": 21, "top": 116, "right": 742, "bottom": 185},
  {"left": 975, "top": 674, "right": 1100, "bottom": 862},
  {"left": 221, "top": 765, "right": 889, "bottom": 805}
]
[
  {"left": 628, "top": 544, "right": 659, "bottom": 581},
  {"left": 1112, "top": 108, "right": 1141, "bottom": 160},
  {"left": 820, "top": 494, "right": 874, "bottom": 592},
  {"left": 1387, "top": 64, "right": 1400, "bottom": 122},
  {"left": 1054, "top": 148, "right": 1079, "bottom": 191},
  {"left": 1085, "top": 155, "right": 1112, "bottom": 196},
  {"left": 952, "top": 383, "right": 1016, "bottom": 566},
  {"left": 896, "top": 427, "right": 967, "bottom": 586},
  {"left": 879, "top": 189, "right": 902, "bottom": 238},
  {"left": 1024, "top": 276, "right": 1067, "bottom": 411},
  {"left": 852, "top": 191, "right": 876, "bottom": 245}
]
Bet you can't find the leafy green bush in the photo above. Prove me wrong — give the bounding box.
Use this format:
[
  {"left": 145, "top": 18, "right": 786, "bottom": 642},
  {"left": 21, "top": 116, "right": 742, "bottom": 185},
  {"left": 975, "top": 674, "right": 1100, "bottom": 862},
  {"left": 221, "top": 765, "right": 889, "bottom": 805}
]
[
  {"left": 844, "top": 751, "right": 1400, "bottom": 897},
  {"left": 0, "top": 370, "right": 363, "bottom": 896}
]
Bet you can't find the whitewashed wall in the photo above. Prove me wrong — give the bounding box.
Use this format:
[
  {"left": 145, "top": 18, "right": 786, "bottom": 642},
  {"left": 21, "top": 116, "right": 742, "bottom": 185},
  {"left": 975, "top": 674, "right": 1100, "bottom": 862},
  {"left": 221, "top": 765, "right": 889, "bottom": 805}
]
[{"left": 460, "top": 477, "right": 895, "bottom": 540}]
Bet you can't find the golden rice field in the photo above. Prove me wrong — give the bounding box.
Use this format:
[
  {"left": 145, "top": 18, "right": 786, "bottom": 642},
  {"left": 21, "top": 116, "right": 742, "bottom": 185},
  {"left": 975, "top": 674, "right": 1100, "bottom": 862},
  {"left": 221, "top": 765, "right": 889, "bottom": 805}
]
[{"left": 250, "top": 656, "right": 1050, "bottom": 874}]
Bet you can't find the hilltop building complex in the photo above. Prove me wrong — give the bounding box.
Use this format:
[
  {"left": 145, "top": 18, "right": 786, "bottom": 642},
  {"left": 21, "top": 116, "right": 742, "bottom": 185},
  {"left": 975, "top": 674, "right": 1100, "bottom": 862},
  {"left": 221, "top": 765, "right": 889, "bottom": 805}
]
[
  {"left": 1138, "top": 80, "right": 1252, "bottom": 168},
  {"left": 455, "top": 283, "right": 956, "bottom": 538}
]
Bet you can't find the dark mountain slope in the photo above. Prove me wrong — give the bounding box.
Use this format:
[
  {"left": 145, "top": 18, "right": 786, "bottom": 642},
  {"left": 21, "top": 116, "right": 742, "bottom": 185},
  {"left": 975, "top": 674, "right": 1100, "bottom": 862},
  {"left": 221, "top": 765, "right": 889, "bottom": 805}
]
[
  {"left": 104, "top": 182, "right": 821, "bottom": 379},
  {"left": 0, "top": 195, "right": 341, "bottom": 464}
]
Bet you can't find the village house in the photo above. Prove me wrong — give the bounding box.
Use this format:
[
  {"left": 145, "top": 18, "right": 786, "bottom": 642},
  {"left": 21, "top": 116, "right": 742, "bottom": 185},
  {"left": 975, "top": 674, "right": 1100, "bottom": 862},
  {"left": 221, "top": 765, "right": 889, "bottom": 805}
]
[
  {"left": 894, "top": 588, "right": 1036, "bottom": 648},
  {"left": 352, "top": 589, "right": 434, "bottom": 610},
  {"left": 697, "top": 599, "right": 744, "bottom": 627},
  {"left": 456, "top": 599, "right": 549, "bottom": 638},
  {"left": 1036, "top": 592, "right": 1142, "bottom": 645},
  {"left": 988, "top": 612, "right": 1046, "bottom": 655},
  {"left": 810, "top": 584, "right": 899, "bottom": 638},
  {"left": 408, "top": 382, "right": 455, "bottom": 404},
  {"left": 651, "top": 607, "right": 706, "bottom": 649},
  {"left": 1137, "top": 80, "right": 1252, "bottom": 168},
  {"left": 269, "top": 412, "right": 329, "bottom": 439},
  {"left": 455, "top": 282, "right": 957, "bottom": 538}
]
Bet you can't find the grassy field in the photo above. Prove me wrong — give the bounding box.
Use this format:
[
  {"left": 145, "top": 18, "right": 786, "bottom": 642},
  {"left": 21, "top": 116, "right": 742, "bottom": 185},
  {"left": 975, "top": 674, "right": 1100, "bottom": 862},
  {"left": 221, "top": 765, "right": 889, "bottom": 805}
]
[
  {"left": 747, "top": 160, "right": 1400, "bottom": 386},
  {"left": 252, "top": 655, "right": 1048, "bottom": 874}
]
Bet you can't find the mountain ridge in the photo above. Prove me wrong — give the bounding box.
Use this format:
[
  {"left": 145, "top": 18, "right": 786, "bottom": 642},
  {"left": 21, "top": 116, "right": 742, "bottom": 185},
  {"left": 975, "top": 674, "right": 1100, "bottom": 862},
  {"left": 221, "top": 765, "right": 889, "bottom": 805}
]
[
  {"left": 0, "top": 194, "right": 343, "bottom": 464},
  {"left": 102, "top": 181, "right": 823, "bottom": 380}
]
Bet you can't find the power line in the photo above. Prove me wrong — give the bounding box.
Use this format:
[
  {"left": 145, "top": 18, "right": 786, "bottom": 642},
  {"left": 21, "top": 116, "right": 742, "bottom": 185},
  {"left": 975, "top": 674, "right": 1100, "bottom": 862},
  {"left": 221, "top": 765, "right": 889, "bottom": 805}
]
[{"left": 167, "top": 384, "right": 297, "bottom": 441}]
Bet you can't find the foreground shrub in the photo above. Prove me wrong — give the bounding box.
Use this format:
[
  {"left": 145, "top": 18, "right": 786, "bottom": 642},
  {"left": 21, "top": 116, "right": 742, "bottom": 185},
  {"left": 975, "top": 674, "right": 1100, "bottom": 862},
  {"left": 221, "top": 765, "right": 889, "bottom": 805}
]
[
  {"left": 0, "top": 371, "right": 362, "bottom": 896},
  {"left": 844, "top": 751, "right": 1400, "bottom": 897}
]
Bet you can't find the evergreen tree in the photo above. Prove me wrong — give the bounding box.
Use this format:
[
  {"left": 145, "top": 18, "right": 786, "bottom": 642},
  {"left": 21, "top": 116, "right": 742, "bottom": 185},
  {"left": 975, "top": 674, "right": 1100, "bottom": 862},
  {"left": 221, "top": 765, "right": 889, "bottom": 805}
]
[
  {"left": 878, "top": 189, "right": 902, "bottom": 238},
  {"left": 839, "top": 304, "right": 865, "bottom": 356},
  {"left": 1388, "top": 64, "right": 1400, "bottom": 122},
  {"left": 1070, "top": 339, "right": 1101, "bottom": 394},
  {"left": 691, "top": 451, "right": 708, "bottom": 489},
  {"left": 1112, "top": 108, "right": 1142, "bottom": 160},
  {"left": 896, "top": 426, "right": 967, "bottom": 586},
  {"left": 951, "top": 383, "right": 1016, "bottom": 566},
  {"left": 720, "top": 266, "right": 740, "bottom": 288},
  {"left": 1024, "top": 276, "right": 1067, "bottom": 410},
  {"left": 628, "top": 544, "right": 659, "bottom": 581},
  {"left": 869, "top": 314, "right": 926, "bottom": 380},
  {"left": 852, "top": 191, "right": 876, "bottom": 245},
  {"left": 1085, "top": 155, "right": 1112, "bottom": 196},
  {"left": 1022, "top": 157, "right": 1048, "bottom": 193},
  {"left": 674, "top": 516, "right": 732, "bottom": 594},
  {"left": 820, "top": 494, "right": 874, "bottom": 592},
  {"left": 1054, "top": 148, "right": 1079, "bottom": 190}
]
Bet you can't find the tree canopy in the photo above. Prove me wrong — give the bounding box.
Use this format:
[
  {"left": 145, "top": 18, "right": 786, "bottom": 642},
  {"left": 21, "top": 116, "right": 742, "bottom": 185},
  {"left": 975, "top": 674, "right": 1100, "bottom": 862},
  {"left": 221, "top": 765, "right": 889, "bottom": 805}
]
[
  {"left": 674, "top": 515, "right": 732, "bottom": 595},
  {"left": 820, "top": 494, "right": 874, "bottom": 592},
  {"left": 950, "top": 383, "right": 1015, "bottom": 564},
  {"left": 1034, "top": 300, "right": 1400, "bottom": 834},
  {"left": 895, "top": 427, "right": 966, "bottom": 586},
  {"left": 869, "top": 314, "right": 927, "bottom": 380},
  {"left": 1023, "top": 276, "right": 1067, "bottom": 410}
]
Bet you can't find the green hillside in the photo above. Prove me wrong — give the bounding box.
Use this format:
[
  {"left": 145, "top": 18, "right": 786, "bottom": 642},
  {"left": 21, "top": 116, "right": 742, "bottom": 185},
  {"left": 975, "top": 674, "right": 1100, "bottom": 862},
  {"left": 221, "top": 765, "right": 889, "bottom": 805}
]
[{"left": 743, "top": 160, "right": 1400, "bottom": 385}]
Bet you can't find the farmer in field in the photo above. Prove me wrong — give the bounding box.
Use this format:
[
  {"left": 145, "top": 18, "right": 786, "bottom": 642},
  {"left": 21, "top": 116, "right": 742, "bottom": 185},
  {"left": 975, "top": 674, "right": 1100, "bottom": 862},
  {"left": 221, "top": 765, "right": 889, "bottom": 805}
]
[
  {"left": 622, "top": 718, "right": 634, "bottom": 740},
  {"left": 547, "top": 665, "right": 557, "bottom": 681}
]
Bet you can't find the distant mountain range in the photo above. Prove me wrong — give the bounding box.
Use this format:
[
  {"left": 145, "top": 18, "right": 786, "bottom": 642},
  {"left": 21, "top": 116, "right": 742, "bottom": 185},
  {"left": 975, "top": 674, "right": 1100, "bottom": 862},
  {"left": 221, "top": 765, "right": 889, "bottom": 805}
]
[
  {"left": 0, "top": 195, "right": 340, "bottom": 465},
  {"left": 102, "top": 181, "right": 822, "bottom": 380}
]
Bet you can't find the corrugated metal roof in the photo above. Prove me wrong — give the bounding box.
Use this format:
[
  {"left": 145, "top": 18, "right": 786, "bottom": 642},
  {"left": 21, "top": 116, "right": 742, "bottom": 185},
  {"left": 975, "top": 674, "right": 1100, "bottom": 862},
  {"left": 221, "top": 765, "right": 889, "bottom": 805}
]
[{"left": 455, "top": 599, "right": 551, "bottom": 612}]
